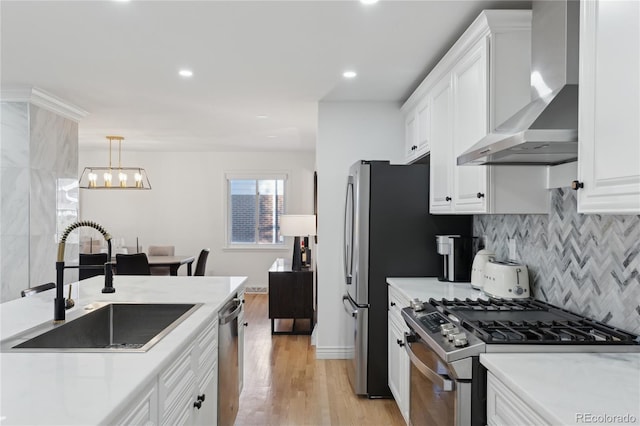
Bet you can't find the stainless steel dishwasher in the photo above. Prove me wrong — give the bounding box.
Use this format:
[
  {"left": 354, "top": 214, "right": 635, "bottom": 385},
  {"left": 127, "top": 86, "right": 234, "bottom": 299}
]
[{"left": 218, "top": 297, "right": 242, "bottom": 426}]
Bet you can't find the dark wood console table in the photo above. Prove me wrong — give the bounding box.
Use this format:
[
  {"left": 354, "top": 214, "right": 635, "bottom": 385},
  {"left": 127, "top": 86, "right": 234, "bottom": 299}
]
[{"left": 268, "top": 258, "right": 314, "bottom": 335}]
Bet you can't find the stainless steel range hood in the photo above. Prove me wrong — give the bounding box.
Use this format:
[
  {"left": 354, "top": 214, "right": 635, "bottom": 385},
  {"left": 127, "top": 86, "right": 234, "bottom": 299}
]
[{"left": 458, "top": 0, "right": 579, "bottom": 166}]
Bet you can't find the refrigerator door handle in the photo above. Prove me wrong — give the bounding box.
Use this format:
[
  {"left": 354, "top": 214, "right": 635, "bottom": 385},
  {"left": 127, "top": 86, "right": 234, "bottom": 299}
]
[
  {"left": 342, "top": 295, "right": 357, "bottom": 317},
  {"left": 344, "top": 176, "right": 355, "bottom": 285}
]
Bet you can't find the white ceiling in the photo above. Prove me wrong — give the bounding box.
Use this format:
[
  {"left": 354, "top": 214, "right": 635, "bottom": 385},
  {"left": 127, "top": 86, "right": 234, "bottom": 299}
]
[{"left": 1, "top": 0, "right": 530, "bottom": 152}]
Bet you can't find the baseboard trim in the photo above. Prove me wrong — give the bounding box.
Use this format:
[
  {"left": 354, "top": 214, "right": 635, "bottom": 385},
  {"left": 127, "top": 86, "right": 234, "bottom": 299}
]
[{"left": 315, "top": 346, "right": 353, "bottom": 359}]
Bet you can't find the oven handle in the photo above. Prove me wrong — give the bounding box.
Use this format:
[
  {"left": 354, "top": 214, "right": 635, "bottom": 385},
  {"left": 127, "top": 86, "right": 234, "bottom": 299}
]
[
  {"left": 342, "top": 295, "right": 357, "bottom": 318},
  {"left": 404, "top": 333, "right": 454, "bottom": 392}
]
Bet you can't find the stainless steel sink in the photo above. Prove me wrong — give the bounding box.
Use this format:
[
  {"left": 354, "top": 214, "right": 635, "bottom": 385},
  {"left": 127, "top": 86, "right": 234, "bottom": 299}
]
[{"left": 1, "top": 302, "right": 202, "bottom": 353}]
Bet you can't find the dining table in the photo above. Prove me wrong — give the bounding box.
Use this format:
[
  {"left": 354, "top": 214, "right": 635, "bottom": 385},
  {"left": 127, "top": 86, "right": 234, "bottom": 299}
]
[{"left": 147, "top": 255, "right": 196, "bottom": 276}]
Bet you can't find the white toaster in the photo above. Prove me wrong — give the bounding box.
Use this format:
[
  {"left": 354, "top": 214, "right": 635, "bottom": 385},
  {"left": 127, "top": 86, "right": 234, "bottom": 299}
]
[{"left": 483, "top": 259, "right": 530, "bottom": 299}]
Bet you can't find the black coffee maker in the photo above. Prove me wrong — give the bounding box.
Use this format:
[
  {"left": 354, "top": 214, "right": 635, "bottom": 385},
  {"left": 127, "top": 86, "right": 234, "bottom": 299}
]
[{"left": 436, "top": 235, "right": 475, "bottom": 282}]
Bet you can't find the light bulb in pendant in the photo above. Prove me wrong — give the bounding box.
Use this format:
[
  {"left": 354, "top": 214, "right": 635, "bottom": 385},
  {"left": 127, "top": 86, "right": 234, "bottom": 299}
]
[
  {"left": 88, "top": 172, "right": 98, "bottom": 188},
  {"left": 134, "top": 172, "right": 143, "bottom": 188},
  {"left": 119, "top": 172, "right": 128, "bottom": 188},
  {"left": 104, "top": 172, "right": 113, "bottom": 187}
]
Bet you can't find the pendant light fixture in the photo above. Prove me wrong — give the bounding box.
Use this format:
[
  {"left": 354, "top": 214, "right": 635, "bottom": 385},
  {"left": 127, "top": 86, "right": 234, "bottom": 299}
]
[{"left": 79, "top": 136, "right": 151, "bottom": 190}]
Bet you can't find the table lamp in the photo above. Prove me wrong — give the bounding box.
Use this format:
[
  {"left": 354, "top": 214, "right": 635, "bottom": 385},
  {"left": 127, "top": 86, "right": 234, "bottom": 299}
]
[{"left": 280, "top": 215, "right": 316, "bottom": 271}]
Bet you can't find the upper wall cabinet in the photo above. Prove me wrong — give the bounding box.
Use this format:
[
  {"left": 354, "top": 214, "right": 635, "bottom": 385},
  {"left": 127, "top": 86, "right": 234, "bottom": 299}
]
[
  {"left": 577, "top": 0, "right": 640, "bottom": 214},
  {"left": 403, "top": 10, "right": 550, "bottom": 214},
  {"left": 404, "top": 97, "right": 431, "bottom": 162}
]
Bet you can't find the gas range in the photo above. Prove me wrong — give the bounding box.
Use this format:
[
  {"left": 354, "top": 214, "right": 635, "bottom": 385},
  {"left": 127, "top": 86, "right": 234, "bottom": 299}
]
[{"left": 402, "top": 297, "right": 640, "bottom": 363}]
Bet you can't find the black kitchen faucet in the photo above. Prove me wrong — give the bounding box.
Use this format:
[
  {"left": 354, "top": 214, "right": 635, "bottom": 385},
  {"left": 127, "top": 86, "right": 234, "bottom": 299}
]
[{"left": 54, "top": 221, "right": 114, "bottom": 323}]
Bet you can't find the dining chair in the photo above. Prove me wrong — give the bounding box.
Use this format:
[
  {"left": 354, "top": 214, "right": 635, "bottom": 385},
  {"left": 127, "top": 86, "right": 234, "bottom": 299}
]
[
  {"left": 193, "top": 248, "right": 210, "bottom": 276},
  {"left": 148, "top": 245, "right": 175, "bottom": 275},
  {"left": 115, "top": 253, "right": 151, "bottom": 275},
  {"left": 21, "top": 282, "right": 55, "bottom": 297},
  {"left": 79, "top": 253, "right": 109, "bottom": 280}
]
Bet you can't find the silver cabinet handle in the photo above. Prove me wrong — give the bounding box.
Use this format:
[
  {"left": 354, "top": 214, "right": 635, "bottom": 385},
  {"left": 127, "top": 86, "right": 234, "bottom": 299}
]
[{"left": 404, "top": 333, "right": 454, "bottom": 392}]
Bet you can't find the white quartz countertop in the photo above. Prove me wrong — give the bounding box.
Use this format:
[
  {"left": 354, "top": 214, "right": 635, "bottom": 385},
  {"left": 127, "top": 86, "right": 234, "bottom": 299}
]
[
  {"left": 386, "top": 277, "right": 483, "bottom": 303},
  {"left": 481, "top": 353, "right": 640, "bottom": 425},
  {"left": 0, "top": 275, "right": 246, "bottom": 425}
]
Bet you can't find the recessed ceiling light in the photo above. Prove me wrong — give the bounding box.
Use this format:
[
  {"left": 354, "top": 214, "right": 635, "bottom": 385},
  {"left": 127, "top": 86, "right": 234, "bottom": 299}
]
[
  {"left": 360, "top": 0, "right": 379, "bottom": 4},
  {"left": 113, "top": 0, "right": 131, "bottom": 2},
  {"left": 267, "top": 135, "right": 277, "bottom": 139},
  {"left": 343, "top": 71, "right": 357, "bottom": 79},
  {"left": 256, "top": 115, "right": 268, "bottom": 119},
  {"left": 179, "top": 69, "right": 193, "bottom": 78}
]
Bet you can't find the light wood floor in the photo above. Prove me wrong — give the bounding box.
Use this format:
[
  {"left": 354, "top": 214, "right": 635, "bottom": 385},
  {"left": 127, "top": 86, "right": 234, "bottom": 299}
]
[{"left": 235, "top": 293, "right": 405, "bottom": 426}]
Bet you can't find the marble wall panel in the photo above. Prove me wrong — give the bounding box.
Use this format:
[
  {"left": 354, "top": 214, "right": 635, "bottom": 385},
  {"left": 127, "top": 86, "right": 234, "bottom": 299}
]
[
  {"left": 30, "top": 234, "right": 57, "bottom": 288},
  {"left": 29, "top": 168, "right": 56, "bottom": 237},
  {"left": 0, "top": 102, "right": 29, "bottom": 168},
  {"left": 56, "top": 120, "right": 78, "bottom": 178},
  {"left": 1, "top": 102, "right": 79, "bottom": 301},
  {"left": 474, "top": 189, "right": 640, "bottom": 334},
  {"left": 1, "top": 167, "right": 29, "bottom": 236},
  {"left": 0, "top": 235, "right": 29, "bottom": 302},
  {"left": 29, "top": 105, "right": 59, "bottom": 173}
]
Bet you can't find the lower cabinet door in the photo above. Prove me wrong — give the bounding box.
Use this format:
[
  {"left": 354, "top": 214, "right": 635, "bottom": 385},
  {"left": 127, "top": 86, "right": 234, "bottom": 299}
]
[
  {"left": 193, "top": 363, "right": 217, "bottom": 426},
  {"left": 159, "top": 344, "right": 196, "bottom": 426},
  {"left": 388, "top": 313, "right": 410, "bottom": 424}
]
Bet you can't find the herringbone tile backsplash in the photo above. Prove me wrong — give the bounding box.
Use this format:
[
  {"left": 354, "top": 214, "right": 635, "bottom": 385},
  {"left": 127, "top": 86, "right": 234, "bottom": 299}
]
[{"left": 474, "top": 189, "right": 640, "bottom": 334}]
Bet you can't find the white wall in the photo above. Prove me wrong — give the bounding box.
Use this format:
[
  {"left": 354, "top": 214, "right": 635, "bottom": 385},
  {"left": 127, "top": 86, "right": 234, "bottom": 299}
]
[
  {"left": 315, "top": 101, "right": 404, "bottom": 358},
  {"left": 78, "top": 150, "right": 315, "bottom": 289}
]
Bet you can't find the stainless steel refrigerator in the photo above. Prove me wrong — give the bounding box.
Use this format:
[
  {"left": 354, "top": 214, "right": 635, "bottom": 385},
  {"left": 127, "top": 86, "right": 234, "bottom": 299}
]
[{"left": 341, "top": 160, "right": 472, "bottom": 398}]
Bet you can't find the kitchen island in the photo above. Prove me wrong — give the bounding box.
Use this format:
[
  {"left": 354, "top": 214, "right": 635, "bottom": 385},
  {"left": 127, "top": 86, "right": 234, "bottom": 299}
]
[{"left": 0, "top": 274, "right": 246, "bottom": 425}]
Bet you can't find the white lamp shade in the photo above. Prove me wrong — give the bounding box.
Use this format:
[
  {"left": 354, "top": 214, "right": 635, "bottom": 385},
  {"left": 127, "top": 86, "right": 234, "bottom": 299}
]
[{"left": 280, "top": 215, "right": 316, "bottom": 237}]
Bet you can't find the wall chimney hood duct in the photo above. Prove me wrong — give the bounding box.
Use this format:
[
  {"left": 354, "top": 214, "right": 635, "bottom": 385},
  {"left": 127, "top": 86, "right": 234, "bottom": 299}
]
[{"left": 457, "top": 0, "right": 579, "bottom": 166}]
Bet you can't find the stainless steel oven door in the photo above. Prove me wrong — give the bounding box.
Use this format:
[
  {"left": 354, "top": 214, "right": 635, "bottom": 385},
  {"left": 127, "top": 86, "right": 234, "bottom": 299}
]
[
  {"left": 342, "top": 294, "right": 368, "bottom": 395},
  {"left": 405, "top": 334, "right": 471, "bottom": 426}
]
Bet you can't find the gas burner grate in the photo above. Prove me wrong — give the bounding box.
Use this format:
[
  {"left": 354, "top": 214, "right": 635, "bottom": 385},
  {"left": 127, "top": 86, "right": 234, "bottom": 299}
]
[
  {"left": 431, "top": 297, "right": 547, "bottom": 312},
  {"left": 429, "top": 297, "right": 640, "bottom": 345},
  {"left": 467, "top": 319, "right": 639, "bottom": 344}
]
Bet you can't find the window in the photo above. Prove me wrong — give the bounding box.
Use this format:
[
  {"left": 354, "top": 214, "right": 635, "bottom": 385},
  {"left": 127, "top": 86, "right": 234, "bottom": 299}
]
[{"left": 226, "top": 174, "right": 286, "bottom": 246}]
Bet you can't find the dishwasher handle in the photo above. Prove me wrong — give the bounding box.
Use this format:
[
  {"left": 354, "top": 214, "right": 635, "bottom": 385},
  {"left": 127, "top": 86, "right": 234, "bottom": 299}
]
[
  {"left": 219, "top": 298, "right": 242, "bottom": 325},
  {"left": 404, "top": 332, "right": 455, "bottom": 392}
]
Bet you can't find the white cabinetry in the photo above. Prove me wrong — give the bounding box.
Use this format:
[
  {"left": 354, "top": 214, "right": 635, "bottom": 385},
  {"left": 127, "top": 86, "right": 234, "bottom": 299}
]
[
  {"left": 429, "top": 74, "right": 455, "bottom": 213},
  {"left": 486, "top": 372, "right": 549, "bottom": 426},
  {"left": 404, "top": 10, "right": 550, "bottom": 214},
  {"left": 387, "top": 285, "right": 410, "bottom": 425},
  {"left": 577, "top": 0, "right": 640, "bottom": 214},
  {"left": 159, "top": 318, "right": 218, "bottom": 426},
  {"left": 112, "top": 315, "right": 219, "bottom": 426},
  {"left": 452, "top": 38, "right": 489, "bottom": 213},
  {"left": 404, "top": 98, "right": 431, "bottom": 163}
]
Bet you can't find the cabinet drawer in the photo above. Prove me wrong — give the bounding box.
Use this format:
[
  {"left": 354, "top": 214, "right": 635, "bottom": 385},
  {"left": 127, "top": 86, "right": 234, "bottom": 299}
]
[{"left": 487, "top": 372, "right": 549, "bottom": 426}]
